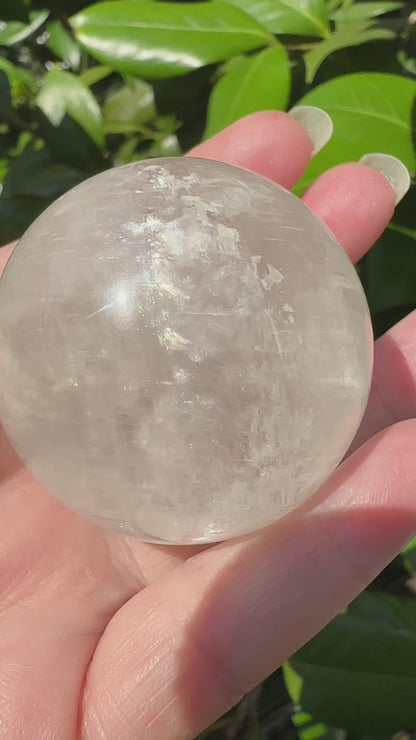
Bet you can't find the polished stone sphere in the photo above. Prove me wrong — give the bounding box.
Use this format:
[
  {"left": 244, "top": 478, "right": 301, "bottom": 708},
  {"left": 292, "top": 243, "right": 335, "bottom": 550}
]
[{"left": 0, "top": 158, "right": 373, "bottom": 544}]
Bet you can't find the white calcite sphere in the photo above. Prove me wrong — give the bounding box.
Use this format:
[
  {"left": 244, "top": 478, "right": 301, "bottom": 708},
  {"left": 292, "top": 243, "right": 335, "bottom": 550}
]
[{"left": 0, "top": 158, "right": 373, "bottom": 544}]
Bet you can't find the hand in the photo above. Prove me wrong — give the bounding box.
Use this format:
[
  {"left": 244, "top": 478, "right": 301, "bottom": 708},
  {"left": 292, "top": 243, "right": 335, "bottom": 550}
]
[{"left": 0, "top": 112, "right": 415, "bottom": 740}]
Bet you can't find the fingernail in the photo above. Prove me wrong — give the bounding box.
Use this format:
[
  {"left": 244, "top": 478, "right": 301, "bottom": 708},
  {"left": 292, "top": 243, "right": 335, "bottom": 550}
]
[
  {"left": 359, "top": 153, "right": 411, "bottom": 205},
  {"left": 289, "top": 105, "right": 333, "bottom": 156}
]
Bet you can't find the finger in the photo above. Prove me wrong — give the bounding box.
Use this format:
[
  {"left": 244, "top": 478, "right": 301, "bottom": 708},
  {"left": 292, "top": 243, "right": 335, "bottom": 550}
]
[
  {"left": 188, "top": 110, "right": 314, "bottom": 189},
  {"left": 80, "top": 419, "right": 416, "bottom": 740},
  {"left": 302, "top": 162, "right": 396, "bottom": 263},
  {"left": 0, "top": 241, "right": 14, "bottom": 272},
  {"left": 351, "top": 309, "right": 416, "bottom": 450}
]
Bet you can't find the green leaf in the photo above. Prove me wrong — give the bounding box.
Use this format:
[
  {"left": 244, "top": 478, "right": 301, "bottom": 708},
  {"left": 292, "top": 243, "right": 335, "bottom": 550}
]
[
  {"left": 223, "top": 0, "right": 330, "bottom": 37},
  {"left": 0, "top": 10, "right": 49, "bottom": 46},
  {"left": 103, "top": 78, "right": 156, "bottom": 128},
  {"left": 327, "top": 0, "right": 342, "bottom": 10},
  {"left": 0, "top": 57, "right": 37, "bottom": 104},
  {"left": 365, "top": 217, "right": 416, "bottom": 314},
  {"left": 2, "top": 143, "right": 85, "bottom": 199},
  {"left": 146, "top": 133, "right": 181, "bottom": 158},
  {"left": 36, "top": 112, "right": 105, "bottom": 173},
  {"left": 9, "top": 131, "right": 34, "bottom": 159},
  {"left": 36, "top": 69, "right": 104, "bottom": 148},
  {"left": 47, "top": 19, "right": 82, "bottom": 70},
  {"left": 331, "top": 2, "right": 403, "bottom": 23},
  {"left": 0, "top": 194, "right": 48, "bottom": 244},
  {"left": 284, "top": 591, "right": 416, "bottom": 732},
  {"left": 0, "top": 0, "right": 30, "bottom": 23},
  {"left": 203, "top": 45, "right": 290, "bottom": 139},
  {"left": 70, "top": 1, "right": 273, "bottom": 79},
  {"left": 0, "top": 138, "right": 88, "bottom": 243},
  {"left": 304, "top": 22, "right": 395, "bottom": 82},
  {"left": 402, "top": 536, "right": 416, "bottom": 572},
  {"left": 0, "top": 159, "right": 9, "bottom": 184},
  {"left": 293, "top": 73, "right": 416, "bottom": 193},
  {"left": 292, "top": 709, "right": 345, "bottom": 740},
  {"left": 79, "top": 65, "right": 113, "bottom": 87},
  {"left": 398, "top": 48, "right": 416, "bottom": 77}
]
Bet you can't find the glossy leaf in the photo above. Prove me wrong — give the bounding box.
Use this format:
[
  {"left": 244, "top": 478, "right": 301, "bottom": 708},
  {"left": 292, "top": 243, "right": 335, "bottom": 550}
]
[
  {"left": 331, "top": 1, "right": 403, "bottom": 23},
  {"left": 71, "top": 1, "right": 273, "bottom": 79},
  {"left": 293, "top": 73, "right": 416, "bottom": 193},
  {"left": 47, "top": 19, "right": 82, "bottom": 70},
  {"left": 0, "top": 10, "right": 49, "bottom": 46},
  {"left": 36, "top": 69, "right": 104, "bottom": 147},
  {"left": 223, "top": 0, "right": 330, "bottom": 37},
  {"left": 304, "top": 22, "right": 395, "bottom": 82},
  {"left": 284, "top": 591, "right": 416, "bottom": 732},
  {"left": 203, "top": 45, "right": 290, "bottom": 139}
]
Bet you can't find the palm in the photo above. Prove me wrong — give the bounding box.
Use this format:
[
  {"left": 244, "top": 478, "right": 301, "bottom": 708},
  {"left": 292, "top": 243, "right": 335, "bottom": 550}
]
[
  {"left": 0, "top": 463, "right": 181, "bottom": 735},
  {"left": 1, "top": 113, "right": 415, "bottom": 740}
]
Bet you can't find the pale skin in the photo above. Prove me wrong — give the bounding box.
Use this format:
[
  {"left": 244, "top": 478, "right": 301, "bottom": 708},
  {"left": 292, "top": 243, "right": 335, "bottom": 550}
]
[{"left": 0, "top": 111, "right": 415, "bottom": 739}]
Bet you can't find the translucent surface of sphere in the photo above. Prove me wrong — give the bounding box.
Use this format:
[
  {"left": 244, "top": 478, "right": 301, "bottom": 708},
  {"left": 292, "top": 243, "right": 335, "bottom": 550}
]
[{"left": 0, "top": 158, "right": 373, "bottom": 544}]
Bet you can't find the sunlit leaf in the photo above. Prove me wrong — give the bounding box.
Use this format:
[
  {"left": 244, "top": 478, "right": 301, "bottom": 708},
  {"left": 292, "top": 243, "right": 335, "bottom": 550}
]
[
  {"left": 0, "top": 10, "right": 49, "bottom": 46},
  {"left": 292, "top": 709, "right": 346, "bottom": 740},
  {"left": 203, "top": 44, "right": 290, "bottom": 138},
  {"left": 331, "top": 1, "right": 403, "bottom": 23},
  {"left": 146, "top": 133, "right": 181, "bottom": 158},
  {"left": 103, "top": 78, "right": 156, "bottom": 128},
  {"left": 223, "top": 0, "right": 330, "bottom": 37},
  {"left": 47, "top": 19, "right": 82, "bottom": 70},
  {"left": 304, "top": 22, "right": 395, "bottom": 82},
  {"left": 71, "top": 1, "right": 273, "bottom": 79},
  {"left": 79, "top": 65, "right": 113, "bottom": 87},
  {"left": 36, "top": 68, "right": 104, "bottom": 147},
  {"left": 294, "top": 73, "right": 416, "bottom": 192},
  {"left": 0, "top": 57, "right": 37, "bottom": 104},
  {"left": 327, "top": 0, "right": 342, "bottom": 10}
]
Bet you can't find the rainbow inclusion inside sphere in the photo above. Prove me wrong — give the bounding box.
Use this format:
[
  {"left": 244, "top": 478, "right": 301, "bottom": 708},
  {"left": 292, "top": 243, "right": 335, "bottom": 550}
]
[{"left": 0, "top": 158, "right": 373, "bottom": 544}]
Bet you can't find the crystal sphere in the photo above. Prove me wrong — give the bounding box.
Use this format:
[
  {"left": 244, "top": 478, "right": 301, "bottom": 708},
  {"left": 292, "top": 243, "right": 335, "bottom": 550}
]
[{"left": 0, "top": 158, "right": 373, "bottom": 544}]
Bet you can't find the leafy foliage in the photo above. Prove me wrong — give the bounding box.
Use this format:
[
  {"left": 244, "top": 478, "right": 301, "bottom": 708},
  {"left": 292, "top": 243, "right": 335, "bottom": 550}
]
[
  {"left": 203, "top": 45, "right": 290, "bottom": 138},
  {"left": 294, "top": 72, "right": 416, "bottom": 192},
  {"left": 1, "top": 0, "right": 416, "bottom": 737},
  {"left": 71, "top": 1, "right": 274, "bottom": 78},
  {"left": 284, "top": 591, "right": 416, "bottom": 732}
]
